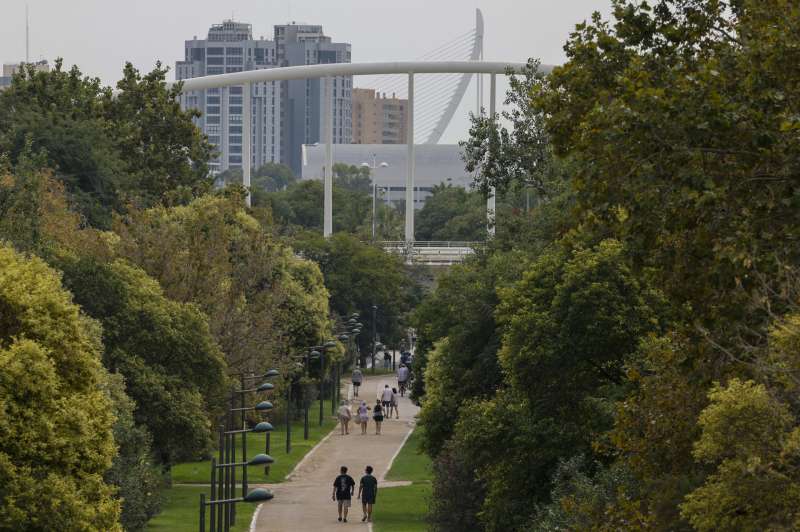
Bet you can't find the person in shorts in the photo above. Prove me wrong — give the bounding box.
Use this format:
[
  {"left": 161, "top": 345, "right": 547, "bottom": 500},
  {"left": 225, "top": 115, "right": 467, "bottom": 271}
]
[
  {"left": 337, "top": 400, "right": 352, "bottom": 435},
  {"left": 332, "top": 466, "right": 355, "bottom": 522},
  {"left": 380, "top": 385, "right": 393, "bottom": 412},
  {"left": 358, "top": 465, "right": 378, "bottom": 522},
  {"left": 373, "top": 399, "right": 384, "bottom": 435},
  {"left": 351, "top": 367, "right": 363, "bottom": 397}
]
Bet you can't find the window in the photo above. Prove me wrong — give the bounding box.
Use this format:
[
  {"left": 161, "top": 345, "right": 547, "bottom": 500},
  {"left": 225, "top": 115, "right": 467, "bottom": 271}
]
[
  {"left": 230, "top": 87, "right": 243, "bottom": 95},
  {"left": 207, "top": 96, "right": 220, "bottom": 105},
  {"left": 207, "top": 47, "right": 224, "bottom": 55},
  {"left": 226, "top": 47, "right": 243, "bottom": 55},
  {"left": 226, "top": 56, "right": 243, "bottom": 65},
  {"left": 206, "top": 106, "right": 220, "bottom": 115},
  {"left": 207, "top": 56, "right": 224, "bottom": 65},
  {"left": 208, "top": 135, "right": 220, "bottom": 144},
  {"left": 229, "top": 155, "right": 242, "bottom": 163},
  {"left": 206, "top": 116, "right": 220, "bottom": 124},
  {"left": 229, "top": 96, "right": 242, "bottom": 105},
  {"left": 229, "top": 145, "right": 242, "bottom": 154},
  {"left": 229, "top": 126, "right": 242, "bottom": 134},
  {"left": 229, "top": 106, "right": 242, "bottom": 114},
  {"left": 207, "top": 67, "right": 224, "bottom": 75},
  {"left": 226, "top": 67, "right": 242, "bottom": 73},
  {"left": 229, "top": 135, "right": 242, "bottom": 144}
]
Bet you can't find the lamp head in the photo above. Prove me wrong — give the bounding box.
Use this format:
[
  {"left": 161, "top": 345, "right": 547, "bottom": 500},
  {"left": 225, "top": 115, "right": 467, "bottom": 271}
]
[
  {"left": 255, "top": 401, "right": 274, "bottom": 411},
  {"left": 256, "top": 382, "right": 275, "bottom": 392},
  {"left": 252, "top": 422, "right": 274, "bottom": 433},
  {"left": 243, "top": 488, "right": 274, "bottom": 503}
]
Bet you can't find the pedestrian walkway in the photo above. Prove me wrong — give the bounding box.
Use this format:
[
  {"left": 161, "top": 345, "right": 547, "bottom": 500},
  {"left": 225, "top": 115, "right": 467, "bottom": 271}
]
[{"left": 252, "top": 373, "right": 417, "bottom": 531}]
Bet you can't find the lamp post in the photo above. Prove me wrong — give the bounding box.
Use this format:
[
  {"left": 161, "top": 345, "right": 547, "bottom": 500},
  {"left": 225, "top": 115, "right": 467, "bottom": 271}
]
[
  {"left": 361, "top": 157, "right": 390, "bottom": 240},
  {"left": 371, "top": 305, "right": 378, "bottom": 374}
]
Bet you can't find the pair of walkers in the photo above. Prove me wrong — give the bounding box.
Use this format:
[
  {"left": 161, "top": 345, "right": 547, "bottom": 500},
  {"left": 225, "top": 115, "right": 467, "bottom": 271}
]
[
  {"left": 332, "top": 465, "right": 378, "bottom": 523},
  {"left": 380, "top": 384, "right": 400, "bottom": 419}
]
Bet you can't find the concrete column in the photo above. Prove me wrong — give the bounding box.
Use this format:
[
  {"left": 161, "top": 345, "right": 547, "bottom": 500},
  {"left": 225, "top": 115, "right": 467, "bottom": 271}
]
[
  {"left": 243, "top": 82, "right": 252, "bottom": 207},
  {"left": 487, "top": 73, "right": 496, "bottom": 237},
  {"left": 324, "top": 77, "right": 333, "bottom": 238},
  {"left": 405, "top": 73, "right": 415, "bottom": 245}
]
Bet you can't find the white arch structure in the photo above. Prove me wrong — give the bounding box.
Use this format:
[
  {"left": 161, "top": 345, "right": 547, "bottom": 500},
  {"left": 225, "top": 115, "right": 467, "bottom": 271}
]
[{"left": 168, "top": 60, "right": 554, "bottom": 244}]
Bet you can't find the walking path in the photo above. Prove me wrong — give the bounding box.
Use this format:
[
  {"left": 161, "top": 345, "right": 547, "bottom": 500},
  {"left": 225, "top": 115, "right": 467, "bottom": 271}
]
[{"left": 252, "top": 373, "right": 418, "bottom": 531}]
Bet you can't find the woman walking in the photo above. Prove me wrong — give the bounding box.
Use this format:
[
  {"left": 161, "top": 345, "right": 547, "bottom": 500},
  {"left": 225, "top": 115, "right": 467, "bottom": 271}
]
[
  {"left": 373, "top": 399, "right": 384, "bottom": 435},
  {"left": 337, "top": 400, "right": 352, "bottom": 435},
  {"left": 391, "top": 387, "right": 400, "bottom": 419},
  {"left": 357, "top": 401, "right": 370, "bottom": 435}
]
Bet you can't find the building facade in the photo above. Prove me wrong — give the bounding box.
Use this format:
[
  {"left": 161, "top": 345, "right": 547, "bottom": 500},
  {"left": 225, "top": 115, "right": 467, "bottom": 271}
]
[
  {"left": 176, "top": 20, "right": 351, "bottom": 176},
  {"left": 274, "top": 24, "right": 352, "bottom": 174},
  {"left": 176, "top": 21, "right": 281, "bottom": 175},
  {"left": 351, "top": 88, "right": 407, "bottom": 144}
]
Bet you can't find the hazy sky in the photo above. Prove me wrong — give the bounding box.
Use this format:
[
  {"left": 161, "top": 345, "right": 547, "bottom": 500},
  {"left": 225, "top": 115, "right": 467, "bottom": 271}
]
[{"left": 2, "top": 0, "right": 612, "bottom": 143}]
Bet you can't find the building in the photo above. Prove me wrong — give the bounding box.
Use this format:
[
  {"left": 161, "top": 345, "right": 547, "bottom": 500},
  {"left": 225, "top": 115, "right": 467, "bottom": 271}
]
[
  {"left": 351, "top": 88, "right": 408, "bottom": 145},
  {"left": 0, "top": 60, "right": 50, "bottom": 91},
  {"left": 176, "top": 21, "right": 282, "bottom": 175},
  {"left": 274, "top": 23, "right": 352, "bottom": 174},
  {"left": 301, "top": 143, "right": 471, "bottom": 208},
  {"left": 176, "top": 20, "right": 351, "bottom": 176}
]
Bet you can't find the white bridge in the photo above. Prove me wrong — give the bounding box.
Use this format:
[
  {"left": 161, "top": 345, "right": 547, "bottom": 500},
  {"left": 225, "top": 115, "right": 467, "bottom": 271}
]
[
  {"left": 156, "top": 11, "right": 555, "bottom": 254},
  {"left": 381, "top": 241, "right": 482, "bottom": 266}
]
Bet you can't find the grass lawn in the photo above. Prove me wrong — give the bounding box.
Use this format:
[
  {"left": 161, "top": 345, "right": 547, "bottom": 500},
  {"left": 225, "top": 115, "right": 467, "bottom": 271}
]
[
  {"left": 147, "top": 399, "right": 337, "bottom": 531},
  {"left": 171, "top": 399, "right": 337, "bottom": 484},
  {"left": 374, "top": 427, "right": 433, "bottom": 532},
  {"left": 146, "top": 485, "right": 250, "bottom": 532}
]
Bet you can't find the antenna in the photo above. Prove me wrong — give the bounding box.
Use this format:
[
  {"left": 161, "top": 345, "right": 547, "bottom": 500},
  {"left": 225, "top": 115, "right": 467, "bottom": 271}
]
[{"left": 26, "top": 3, "right": 30, "bottom": 63}]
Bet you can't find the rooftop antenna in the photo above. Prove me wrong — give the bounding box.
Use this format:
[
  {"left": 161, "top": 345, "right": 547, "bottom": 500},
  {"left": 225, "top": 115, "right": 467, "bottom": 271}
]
[{"left": 26, "top": 3, "right": 30, "bottom": 63}]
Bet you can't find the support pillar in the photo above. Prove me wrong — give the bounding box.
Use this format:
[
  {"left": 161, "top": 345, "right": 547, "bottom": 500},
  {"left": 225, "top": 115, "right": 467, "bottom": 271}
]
[
  {"left": 323, "top": 77, "right": 334, "bottom": 238},
  {"left": 405, "top": 73, "right": 415, "bottom": 245},
  {"left": 487, "top": 73, "right": 497, "bottom": 236},
  {"left": 243, "top": 83, "right": 252, "bottom": 207}
]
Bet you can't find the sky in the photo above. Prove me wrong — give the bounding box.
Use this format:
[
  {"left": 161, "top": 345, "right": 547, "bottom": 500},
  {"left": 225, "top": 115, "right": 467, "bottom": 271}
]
[{"left": 1, "top": 0, "right": 612, "bottom": 143}]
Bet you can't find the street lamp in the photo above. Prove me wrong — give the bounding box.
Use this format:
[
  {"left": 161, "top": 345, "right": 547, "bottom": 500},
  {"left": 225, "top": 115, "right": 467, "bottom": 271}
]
[
  {"left": 361, "top": 157, "right": 390, "bottom": 240},
  {"left": 371, "top": 305, "right": 378, "bottom": 374}
]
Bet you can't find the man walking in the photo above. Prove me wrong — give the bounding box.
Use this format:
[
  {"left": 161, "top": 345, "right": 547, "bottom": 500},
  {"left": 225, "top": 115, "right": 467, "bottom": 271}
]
[
  {"left": 358, "top": 465, "right": 378, "bottom": 523},
  {"left": 352, "top": 367, "right": 363, "bottom": 397},
  {"left": 397, "top": 364, "right": 410, "bottom": 396},
  {"left": 380, "top": 384, "right": 393, "bottom": 413},
  {"left": 332, "top": 466, "right": 355, "bottom": 522}
]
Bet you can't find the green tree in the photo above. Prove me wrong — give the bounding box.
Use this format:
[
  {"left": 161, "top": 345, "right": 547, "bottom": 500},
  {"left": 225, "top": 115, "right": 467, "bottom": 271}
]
[
  {"left": 0, "top": 244, "right": 120, "bottom": 531},
  {"left": 58, "top": 256, "right": 227, "bottom": 466},
  {"left": 0, "top": 60, "right": 212, "bottom": 227},
  {"left": 415, "top": 184, "right": 486, "bottom": 241}
]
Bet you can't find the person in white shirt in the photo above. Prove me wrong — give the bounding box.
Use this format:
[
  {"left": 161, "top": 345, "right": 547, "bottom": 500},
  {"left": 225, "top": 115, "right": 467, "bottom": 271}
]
[
  {"left": 337, "top": 400, "right": 352, "bottom": 435},
  {"left": 380, "top": 385, "right": 393, "bottom": 413},
  {"left": 351, "top": 368, "right": 363, "bottom": 397}
]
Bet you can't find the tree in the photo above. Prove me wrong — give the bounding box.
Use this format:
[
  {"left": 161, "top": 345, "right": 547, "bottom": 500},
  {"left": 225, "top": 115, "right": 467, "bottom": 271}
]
[
  {"left": 58, "top": 256, "right": 227, "bottom": 466},
  {"left": 0, "top": 59, "right": 213, "bottom": 227},
  {"left": 415, "top": 184, "right": 486, "bottom": 242},
  {"left": 115, "top": 192, "right": 331, "bottom": 373},
  {"left": 293, "top": 232, "right": 418, "bottom": 351},
  {"left": 0, "top": 244, "right": 120, "bottom": 531}
]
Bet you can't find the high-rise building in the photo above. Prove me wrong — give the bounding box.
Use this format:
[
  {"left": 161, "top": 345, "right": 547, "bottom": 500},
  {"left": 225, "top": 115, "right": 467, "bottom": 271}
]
[
  {"left": 176, "top": 20, "right": 351, "bottom": 176},
  {"left": 274, "top": 23, "right": 352, "bottom": 174},
  {"left": 176, "top": 21, "right": 282, "bottom": 175},
  {"left": 351, "top": 88, "right": 408, "bottom": 144}
]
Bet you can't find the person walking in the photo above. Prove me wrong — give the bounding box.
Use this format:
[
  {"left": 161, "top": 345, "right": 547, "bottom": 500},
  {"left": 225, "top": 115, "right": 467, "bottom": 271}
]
[
  {"left": 397, "top": 364, "right": 410, "bottom": 396},
  {"left": 357, "top": 401, "right": 370, "bottom": 435},
  {"left": 332, "top": 466, "right": 356, "bottom": 523},
  {"left": 380, "top": 384, "right": 393, "bottom": 413},
  {"left": 351, "top": 367, "right": 363, "bottom": 398},
  {"left": 391, "top": 387, "right": 400, "bottom": 419},
  {"left": 337, "top": 400, "right": 352, "bottom": 435},
  {"left": 373, "top": 399, "right": 384, "bottom": 435},
  {"left": 383, "top": 350, "right": 391, "bottom": 369},
  {"left": 358, "top": 465, "right": 378, "bottom": 523}
]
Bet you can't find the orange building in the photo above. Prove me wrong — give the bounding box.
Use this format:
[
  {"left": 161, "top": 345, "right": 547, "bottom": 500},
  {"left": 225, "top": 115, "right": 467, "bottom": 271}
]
[{"left": 351, "top": 88, "right": 408, "bottom": 144}]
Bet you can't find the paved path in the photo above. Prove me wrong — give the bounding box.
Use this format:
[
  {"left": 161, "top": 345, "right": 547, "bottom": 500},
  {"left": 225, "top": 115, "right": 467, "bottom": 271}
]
[{"left": 252, "top": 373, "right": 418, "bottom": 531}]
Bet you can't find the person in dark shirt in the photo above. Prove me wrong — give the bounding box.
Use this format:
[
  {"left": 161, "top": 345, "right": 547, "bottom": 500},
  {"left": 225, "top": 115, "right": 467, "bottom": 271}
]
[
  {"left": 332, "top": 466, "right": 356, "bottom": 522},
  {"left": 358, "top": 465, "right": 378, "bottom": 523}
]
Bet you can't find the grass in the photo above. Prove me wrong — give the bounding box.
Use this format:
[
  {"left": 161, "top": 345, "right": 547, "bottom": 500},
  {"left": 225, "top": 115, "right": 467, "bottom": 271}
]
[
  {"left": 373, "top": 426, "right": 433, "bottom": 532},
  {"left": 147, "top": 399, "right": 337, "bottom": 531},
  {"left": 384, "top": 429, "right": 432, "bottom": 483},
  {"left": 171, "top": 399, "right": 337, "bottom": 484},
  {"left": 146, "top": 485, "right": 251, "bottom": 532}
]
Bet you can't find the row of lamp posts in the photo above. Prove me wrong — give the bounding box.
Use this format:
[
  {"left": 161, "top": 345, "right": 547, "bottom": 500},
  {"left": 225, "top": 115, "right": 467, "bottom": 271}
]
[
  {"left": 198, "top": 312, "right": 367, "bottom": 531},
  {"left": 200, "top": 369, "right": 279, "bottom": 532}
]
